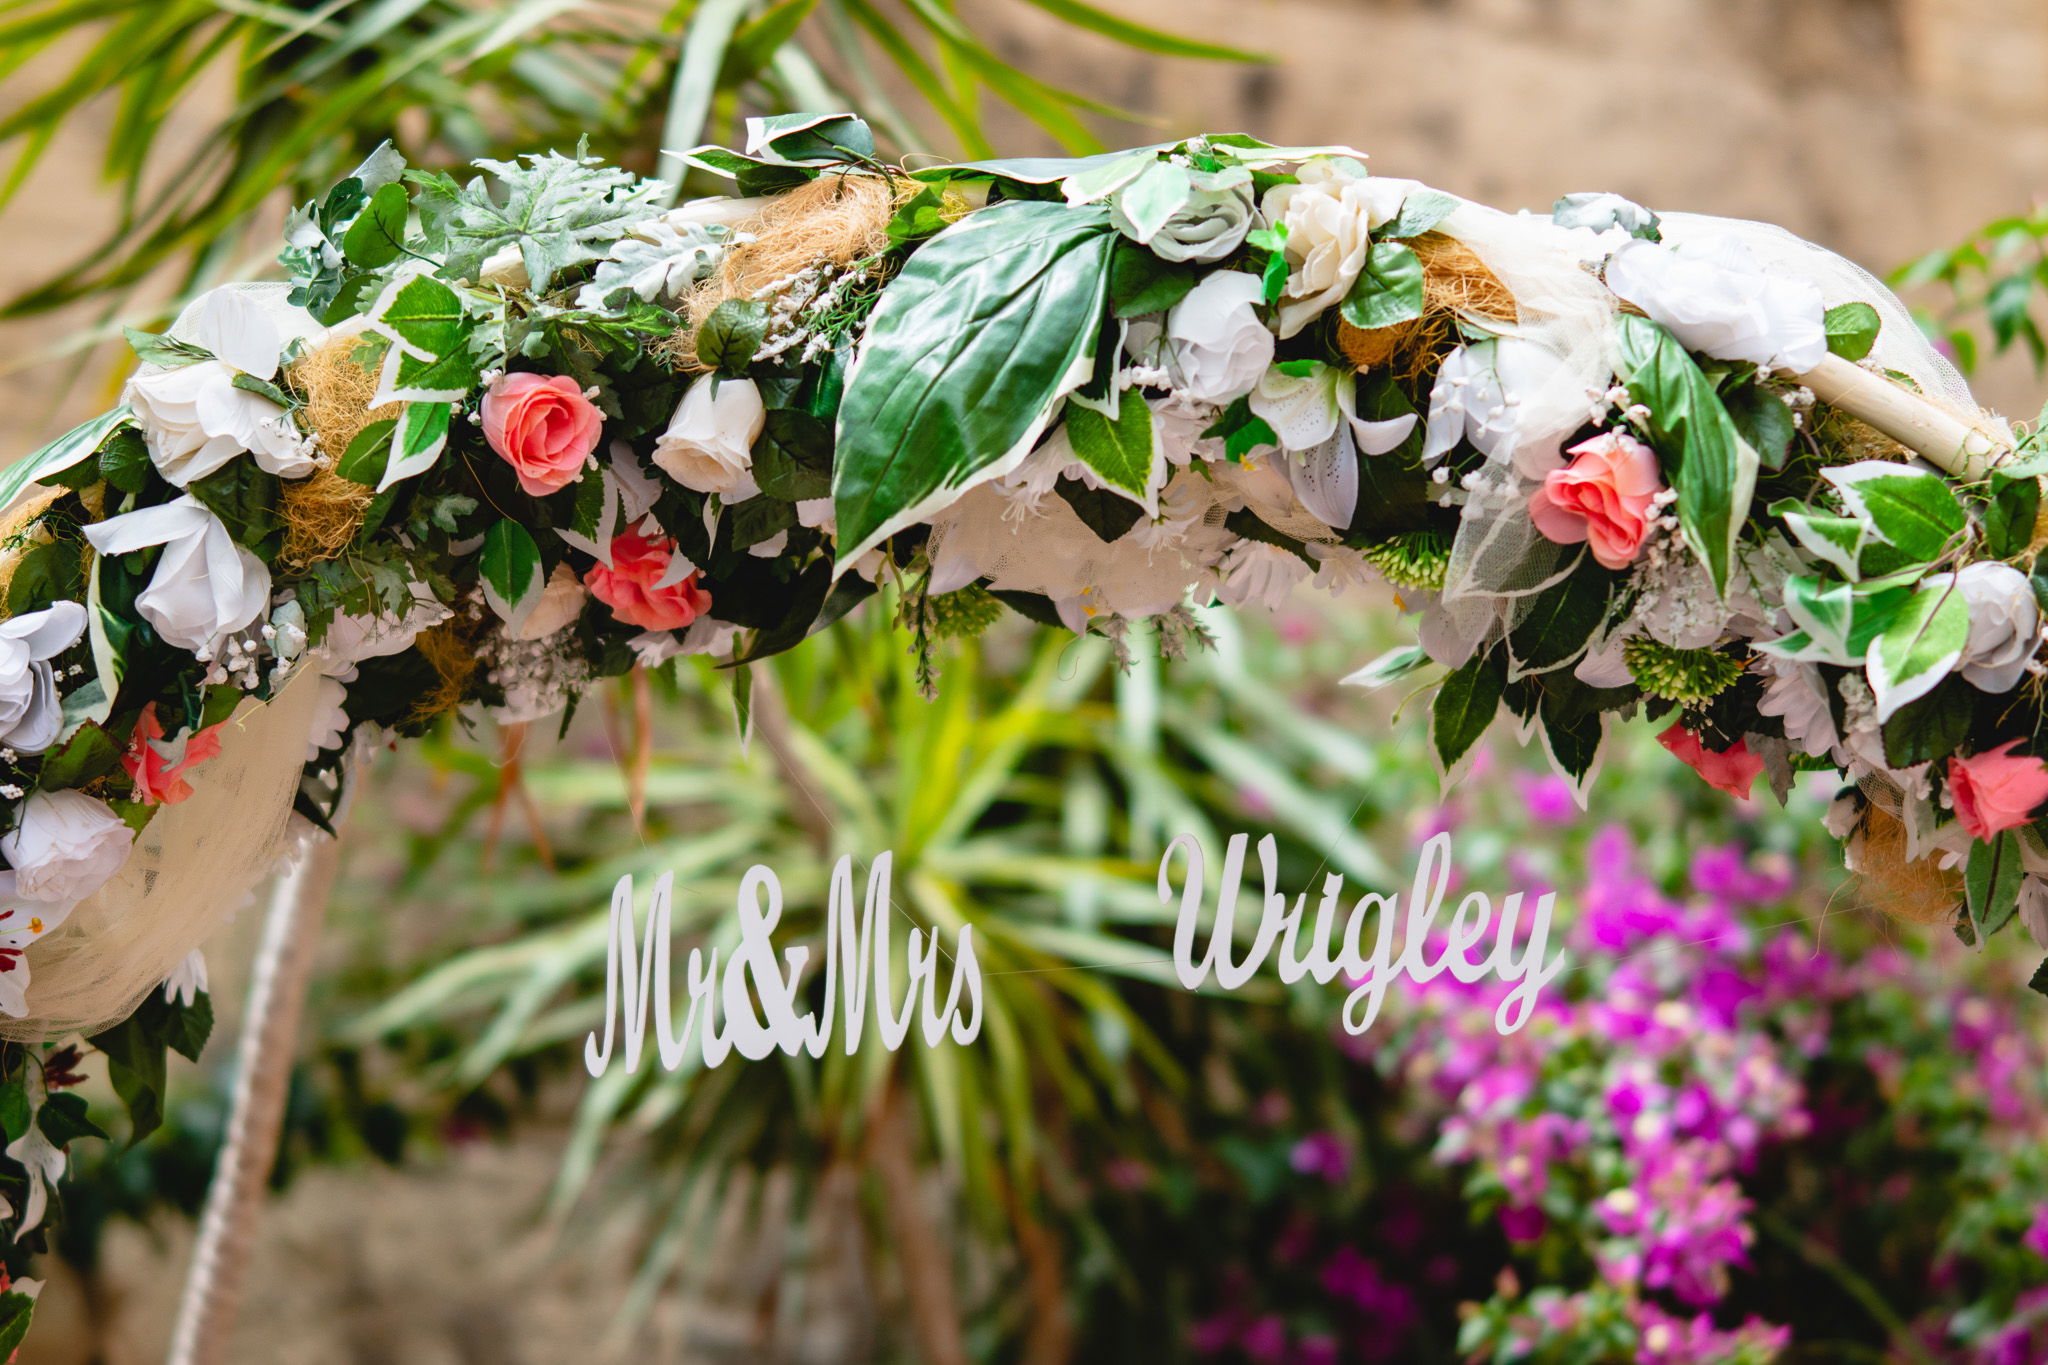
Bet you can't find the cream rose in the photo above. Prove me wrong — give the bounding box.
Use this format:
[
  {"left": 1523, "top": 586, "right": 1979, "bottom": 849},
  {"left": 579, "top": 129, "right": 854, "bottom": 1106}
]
[
  {"left": 1163, "top": 271, "right": 1274, "bottom": 405},
  {"left": 653, "top": 377, "right": 766, "bottom": 499},
  {"left": 1259, "top": 162, "right": 1417, "bottom": 339}
]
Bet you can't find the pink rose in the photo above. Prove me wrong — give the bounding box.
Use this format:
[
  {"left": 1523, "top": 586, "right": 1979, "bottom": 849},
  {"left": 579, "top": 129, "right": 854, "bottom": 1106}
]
[
  {"left": 584, "top": 522, "right": 712, "bottom": 632},
  {"left": 1948, "top": 740, "right": 2048, "bottom": 841},
  {"left": 1529, "top": 431, "right": 1664, "bottom": 569},
  {"left": 479, "top": 373, "right": 602, "bottom": 497},
  {"left": 1657, "top": 723, "right": 1763, "bottom": 800},
  {"left": 122, "top": 703, "right": 226, "bottom": 806}
]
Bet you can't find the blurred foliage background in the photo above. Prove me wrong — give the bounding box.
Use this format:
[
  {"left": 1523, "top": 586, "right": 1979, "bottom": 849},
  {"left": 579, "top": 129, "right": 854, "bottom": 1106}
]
[{"left": 6, "top": 0, "right": 2048, "bottom": 1362}]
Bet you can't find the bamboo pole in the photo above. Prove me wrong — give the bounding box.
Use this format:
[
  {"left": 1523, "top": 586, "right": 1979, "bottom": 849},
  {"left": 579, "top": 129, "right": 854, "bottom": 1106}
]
[
  {"left": 164, "top": 835, "right": 341, "bottom": 1365},
  {"left": 1796, "top": 353, "right": 2014, "bottom": 480}
]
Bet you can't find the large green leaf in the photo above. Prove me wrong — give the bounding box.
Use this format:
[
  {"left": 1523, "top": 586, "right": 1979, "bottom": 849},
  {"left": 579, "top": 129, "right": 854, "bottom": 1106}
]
[
  {"left": 0, "top": 406, "right": 131, "bottom": 515},
  {"left": 832, "top": 201, "right": 1117, "bottom": 567},
  {"left": 1431, "top": 649, "right": 1506, "bottom": 772},
  {"left": 1616, "top": 315, "right": 1756, "bottom": 595},
  {"left": 1064, "top": 387, "right": 1159, "bottom": 512}
]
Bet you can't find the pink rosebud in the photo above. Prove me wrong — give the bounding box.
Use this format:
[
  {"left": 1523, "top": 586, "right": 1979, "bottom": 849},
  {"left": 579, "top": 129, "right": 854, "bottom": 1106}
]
[
  {"left": 584, "top": 522, "right": 712, "bottom": 632},
  {"left": 1657, "top": 724, "right": 1763, "bottom": 801},
  {"left": 122, "top": 703, "right": 226, "bottom": 806},
  {"left": 1529, "top": 430, "right": 1664, "bottom": 569},
  {"left": 479, "top": 372, "right": 602, "bottom": 497},
  {"left": 1949, "top": 740, "right": 2048, "bottom": 842}
]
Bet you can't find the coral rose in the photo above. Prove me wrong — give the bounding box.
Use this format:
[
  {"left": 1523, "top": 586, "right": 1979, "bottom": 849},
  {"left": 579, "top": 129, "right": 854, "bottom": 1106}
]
[
  {"left": 584, "top": 523, "right": 712, "bottom": 632},
  {"left": 1529, "top": 431, "right": 1664, "bottom": 570},
  {"left": 123, "top": 703, "right": 226, "bottom": 806},
  {"left": 1948, "top": 740, "right": 2048, "bottom": 842},
  {"left": 480, "top": 372, "right": 602, "bottom": 497},
  {"left": 1657, "top": 724, "right": 1763, "bottom": 801}
]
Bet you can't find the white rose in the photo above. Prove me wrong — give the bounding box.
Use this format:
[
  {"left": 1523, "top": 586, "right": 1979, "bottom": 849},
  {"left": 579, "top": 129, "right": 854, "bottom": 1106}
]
[
  {"left": 0, "top": 791, "right": 134, "bottom": 904},
  {"left": 81, "top": 497, "right": 270, "bottom": 658},
  {"left": 1163, "top": 271, "right": 1274, "bottom": 405},
  {"left": 653, "top": 377, "right": 765, "bottom": 499},
  {"left": 1932, "top": 561, "right": 2041, "bottom": 695},
  {"left": 123, "top": 288, "right": 317, "bottom": 485},
  {"left": 1422, "top": 338, "right": 1596, "bottom": 479},
  {"left": 1112, "top": 168, "right": 1255, "bottom": 265},
  {"left": 1605, "top": 235, "right": 1828, "bottom": 372},
  {"left": 0, "top": 603, "right": 86, "bottom": 755},
  {"left": 1259, "top": 163, "right": 1418, "bottom": 339}
]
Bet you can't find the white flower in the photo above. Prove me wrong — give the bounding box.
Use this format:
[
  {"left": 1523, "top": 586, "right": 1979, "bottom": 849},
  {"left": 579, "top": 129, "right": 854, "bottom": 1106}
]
[
  {"left": 163, "top": 949, "right": 209, "bottom": 1008},
  {"left": 315, "top": 580, "right": 451, "bottom": 680},
  {"left": 1111, "top": 167, "right": 1256, "bottom": 264},
  {"left": 81, "top": 497, "right": 270, "bottom": 658},
  {"left": 1215, "top": 541, "right": 1312, "bottom": 611},
  {"left": 653, "top": 377, "right": 765, "bottom": 500},
  {"left": 1248, "top": 362, "right": 1417, "bottom": 529},
  {"left": 0, "top": 791, "right": 133, "bottom": 905},
  {"left": 0, "top": 603, "right": 86, "bottom": 755},
  {"left": 4, "top": 1074, "right": 67, "bottom": 1232},
  {"left": 1935, "top": 561, "right": 2041, "bottom": 695},
  {"left": 0, "top": 898, "right": 74, "bottom": 1021},
  {"left": 123, "top": 288, "right": 316, "bottom": 485},
  {"left": 1163, "top": 271, "right": 1274, "bottom": 405},
  {"left": 2020, "top": 876, "right": 2048, "bottom": 950},
  {"left": 1423, "top": 338, "right": 1597, "bottom": 479},
  {"left": 1754, "top": 654, "right": 1838, "bottom": 758},
  {"left": 1259, "top": 162, "right": 1417, "bottom": 339},
  {"left": 1552, "top": 192, "right": 1659, "bottom": 240},
  {"left": 1605, "top": 235, "right": 1828, "bottom": 372},
  {"left": 305, "top": 675, "right": 350, "bottom": 761},
  {"left": 511, "top": 563, "right": 588, "bottom": 642}
]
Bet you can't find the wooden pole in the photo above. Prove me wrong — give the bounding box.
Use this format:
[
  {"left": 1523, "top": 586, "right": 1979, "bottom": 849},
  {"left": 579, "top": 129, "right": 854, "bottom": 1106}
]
[
  {"left": 164, "top": 835, "right": 341, "bottom": 1365},
  {"left": 1796, "top": 353, "right": 2014, "bottom": 480}
]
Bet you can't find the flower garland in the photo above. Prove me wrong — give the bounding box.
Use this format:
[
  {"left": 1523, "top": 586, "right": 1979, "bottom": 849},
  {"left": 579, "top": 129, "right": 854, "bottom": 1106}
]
[{"left": 1, "top": 111, "right": 2044, "bottom": 1031}]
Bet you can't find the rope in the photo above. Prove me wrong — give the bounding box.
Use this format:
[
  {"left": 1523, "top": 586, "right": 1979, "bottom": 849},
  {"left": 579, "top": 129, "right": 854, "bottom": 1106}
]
[{"left": 164, "top": 834, "right": 342, "bottom": 1365}]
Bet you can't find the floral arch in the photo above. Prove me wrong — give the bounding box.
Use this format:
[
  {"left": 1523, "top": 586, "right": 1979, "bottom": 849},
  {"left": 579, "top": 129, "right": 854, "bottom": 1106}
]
[{"left": 0, "top": 109, "right": 2041, "bottom": 1073}]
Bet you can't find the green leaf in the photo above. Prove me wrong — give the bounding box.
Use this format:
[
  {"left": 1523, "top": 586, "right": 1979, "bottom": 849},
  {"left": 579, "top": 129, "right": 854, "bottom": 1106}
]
[
  {"left": 1506, "top": 559, "right": 1609, "bottom": 673},
  {"left": 121, "top": 327, "right": 213, "bottom": 369},
  {"left": 335, "top": 418, "right": 397, "bottom": 486},
  {"left": 1108, "top": 241, "right": 1197, "bottom": 319},
  {"left": 1770, "top": 497, "right": 1867, "bottom": 580},
  {"left": 35, "top": 723, "right": 121, "bottom": 790},
  {"left": 751, "top": 409, "right": 835, "bottom": 501},
  {"left": 1064, "top": 387, "right": 1159, "bottom": 511},
  {"left": 1111, "top": 161, "right": 1192, "bottom": 244},
  {"left": 341, "top": 181, "right": 410, "bottom": 269},
  {"left": 164, "top": 991, "right": 214, "bottom": 1064},
  {"left": 229, "top": 371, "right": 295, "bottom": 409},
  {"left": 1338, "top": 241, "right": 1424, "bottom": 331},
  {"left": 1617, "top": 315, "right": 1756, "bottom": 595},
  {"left": 1824, "top": 463, "right": 1967, "bottom": 563},
  {"left": 1721, "top": 379, "right": 1795, "bottom": 472},
  {"left": 1868, "top": 578, "right": 1968, "bottom": 720},
  {"left": 696, "top": 299, "right": 770, "bottom": 375},
  {"left": 372, "top": 273, "right": 468, "bottom": 362},
  {"left": 479, "top": 518, "right": 543, "bottom": 624},
  {"left": 1824, "top": 301, "right": 1882, "bottom": 362},
  {"left": 0, "top": 1083, "right": 29, "bottom": 1142},
  {"left": 0, "top": 1290, "right": 33, "bottom": 1357},
  {"left": 1538, "top": 682, "right": 1604, "bottom": 782},
  {"left": 1432, "top": 650, "right": 1506, "bottom": 771},
  {"left": 2029, "top": 957, "right": 2048, "bottom": 997},
  {"left": 1881, "top": 680, "right": 1973, "bottom": 768},
  {"left": 1055, "top": 477, "right": 1145, "bottom": 542},
  {"left": 97, "top": 427, "right": 153, "bottom": 495},
  {"left": 1966, "top": 828, "right": 2024, "bottom": 940},
  {"left": 37, "top": 1089, "right": 108, "bottom": 1146},
  {"left": 1985, "top": 468, "right": 2042, "bottom": 560},
  {"left": 832, "top": 202, "right": 1117, "bottom": 567},
  {"left": 1382, "top": 189, "right": 1460, "bottom": 240},
  {"left": 0, "top": 408, "right": 132, "bottom": 514}
]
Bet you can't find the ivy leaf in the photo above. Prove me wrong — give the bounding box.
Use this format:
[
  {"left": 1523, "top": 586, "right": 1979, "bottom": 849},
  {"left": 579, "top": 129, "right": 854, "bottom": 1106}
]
[
  {"left": 1064, "top": 387, "right": 1160, "bottom": 512},
  {"left": 1432, "top": 650, "right": 1507, "bottom": 771},
  {"left": 1770, "top": 497, "right": 1868, "bottom": 581},
  {"left": 1823, "top": 461, "right": 1967, "bottom": 563},
  {"left": 1339, "top": 242, "right": 1424, "bottom": 331},
  {"left": 366, "top": 273, "right": 477, "bottom": 404},
  {"left": 335, "top": 418, "right": 398, "bottom": 486},
  {"left": 1824, "top": 301, "right": 1882, "bottom": 362},
  {"left": 1985, "top": 467, "right": 2042, "bottom": 560},
  {"left": 832, "top": 202, "right": 1117, "bottom": 567},
  {"left": 1506, "top": 558, "right": 1608, "bottom": 673},
  {"left": 340, "top": 181, "right": 411, "bottom": 269},
  {"left": 1867, "top": 578, "right": 1968, "bottom": 721}
]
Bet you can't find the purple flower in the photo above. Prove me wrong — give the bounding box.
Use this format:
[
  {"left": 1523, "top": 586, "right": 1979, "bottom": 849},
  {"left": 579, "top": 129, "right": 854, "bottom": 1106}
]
[
  {"left": 1290, "top": 1131, "right": 1351, "bottom": 1183},
  {"left": 1513, "top": 771, "right": 1580, "bottom": 823}
]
